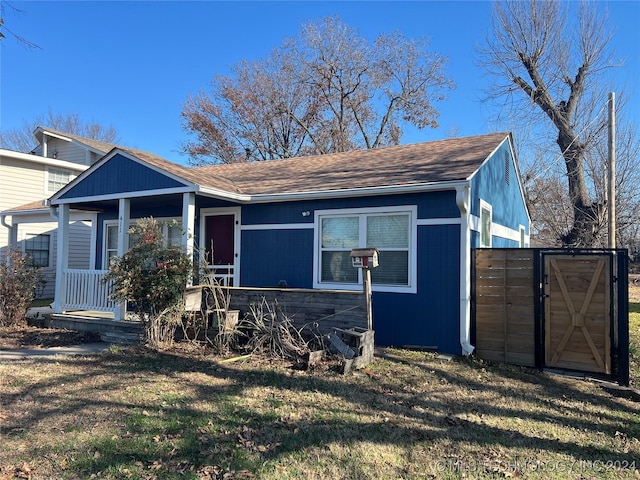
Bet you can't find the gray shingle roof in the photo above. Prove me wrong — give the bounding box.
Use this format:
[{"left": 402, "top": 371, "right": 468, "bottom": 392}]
[{"left": 189, "top": 132, "right": 510, "bottom": 195}]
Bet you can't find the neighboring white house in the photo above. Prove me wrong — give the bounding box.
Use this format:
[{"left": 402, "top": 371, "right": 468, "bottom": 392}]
[{"left": 0, "top": 127, "right": 116, "bottom": 298}]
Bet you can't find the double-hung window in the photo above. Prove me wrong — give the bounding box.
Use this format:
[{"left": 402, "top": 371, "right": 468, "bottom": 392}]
[
  {"left": 24, "top": 233, "right": 51, "bottom": 268},
  {"left": 315, "top": 206, "right": 416, "bottom": 293},
  {"left": 47, "top": 168, "right": 73, "bottom": 194}
]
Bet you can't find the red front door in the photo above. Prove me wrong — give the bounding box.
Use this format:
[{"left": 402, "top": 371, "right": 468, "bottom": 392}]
[{"left": 204, "top": 213, "right": 237, "bottom": 286}]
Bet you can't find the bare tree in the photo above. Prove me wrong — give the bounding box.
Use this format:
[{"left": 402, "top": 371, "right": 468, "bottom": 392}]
[
  {"left": 181, "top": 16, "right": 454, "bottom": 165},
  {"left": 0, "top": 1, "right": 40, "bottom": 49},
  {"left": 480, "top": 0, "right": 622, "bottom": 247},
  {"left": 0, "top": 110, "right": 119, "bottom": 152}
]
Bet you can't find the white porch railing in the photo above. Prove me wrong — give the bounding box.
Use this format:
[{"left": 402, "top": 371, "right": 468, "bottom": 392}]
[
  {"left": 206, "top": 265, "right": 235, "bottom": 286},
  {"left": 60, "top": 267, "right": 232, "bottom": 314},
  {"left": 62, "top": 269, "right": 120, "bottom": 313}
]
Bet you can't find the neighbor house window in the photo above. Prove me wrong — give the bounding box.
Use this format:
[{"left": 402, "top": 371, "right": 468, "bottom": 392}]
[
  {"left": 47, "top": 168, "right": 72, "bottom": 193},
  {"left": 480, "top": 201, "right": 492, "bottom": 248},
  {"left": 316, "top": 207, "right": 415, "bottom": 292},
  {"left": 24, "top": 234, "right": 51, "bottom": 267}
]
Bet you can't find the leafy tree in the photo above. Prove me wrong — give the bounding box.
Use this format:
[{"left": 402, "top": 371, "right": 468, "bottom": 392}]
[
  {"left": 480, "top": 0, "right": 625, "bottom": 247},
  {"left": 103, "top": 218, "right": 192, "bottom": 349},
  {"left": 181, "top": 15, "right": 454, "bottom": 165},
  {"left": 0, "top": 248, "right": 43, "bottom": 327},
  {"left": 1, "top": 110, "right": 119, "bottom": 153}
]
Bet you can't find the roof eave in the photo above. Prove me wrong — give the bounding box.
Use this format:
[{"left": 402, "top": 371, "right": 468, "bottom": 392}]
[{"left": 199, "top": 180, "right": 471, "bottom": 204}]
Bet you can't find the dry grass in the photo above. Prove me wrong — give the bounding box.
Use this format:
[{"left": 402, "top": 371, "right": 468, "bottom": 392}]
[
  {"left": 0, "top": 282, "right": 638, "bottom": 479},
  {"left": 0, "top": 344, "right": 638, "bottom": 480}
]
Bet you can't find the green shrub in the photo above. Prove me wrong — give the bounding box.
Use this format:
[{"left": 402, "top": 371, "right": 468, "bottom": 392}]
[{"left": 103, "top": 218, "right": 192, "bottom": 349}]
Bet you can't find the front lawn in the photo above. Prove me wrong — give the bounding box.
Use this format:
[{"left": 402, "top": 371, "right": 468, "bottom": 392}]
[{"left": 0, "top": 345, "right": 638, "bottom": 479}]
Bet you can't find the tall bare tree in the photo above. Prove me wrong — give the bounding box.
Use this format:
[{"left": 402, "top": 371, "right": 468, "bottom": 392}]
[
  {"left": 181, "top": 16, "right": 454, "bottom": 165},
  {"left": 480, "top": 0, "right": 621, "bottom": 247},
  {"left": 523, "top": 120, "right": 640, "bottom": 249},
  {"left": 0, "top": 110, "right": 119, "bottom": 152},
  {"left": 0, "top": 1, "right": 40, "bottom": 49}
]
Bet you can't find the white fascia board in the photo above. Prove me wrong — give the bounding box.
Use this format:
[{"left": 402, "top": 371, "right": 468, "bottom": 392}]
[
  {"left": 465, "top": 134, "right": 510, "bottom": 183},
  {"left": 465, "top": 134, "right": 532, "bottom": 226},
  {"left": 0, "top": 149, "right": 88, "bottom": 172},
  {"left": 50, "top": 149, "right": 197, "bottom": 202},
  {"left": 51, "top": 186, "right": 198, "bottom": 205},
  {"left": 114, "top": 150, "right": 198, "bottom": 187},
  {"left": 198, "top": 180, "right": 470, "bottom": 204},
  {"left": 3, "top": 209, "right": 96, "bottom": 223},
  {"left": 39, "top": 130, "right": 104, "bottom": 155}
]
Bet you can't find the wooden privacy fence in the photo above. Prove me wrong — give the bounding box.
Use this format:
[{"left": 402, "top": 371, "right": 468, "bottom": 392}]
[
  {"left": 472, "top": 248, "right": 629, "bottom": 386},
  {"left": 472, "top": 249, "right": 537, "bottom": 366}
]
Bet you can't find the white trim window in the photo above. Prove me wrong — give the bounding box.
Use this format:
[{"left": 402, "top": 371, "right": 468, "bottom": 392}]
[
  {"left": 47, "top": 168, "right": 73, "bottom": 194},
  {"left": 480, "top": 200, "right": 492, "bottom": 248},
  {"left": 24, "top": 233, "right": 51, "bottom": 268},
  {"left": 103, "top": 218, "right": 182, "bottom": 268},
  {"left": 314, "top": 206, "right": 416, "bottom": 293}
]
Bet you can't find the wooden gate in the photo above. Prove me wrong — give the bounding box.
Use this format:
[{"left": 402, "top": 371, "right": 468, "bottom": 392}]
[
  {"left": 472, "top": 248, "right": 629, "bottom": 385},
  {"left": 543, "top": 254, "right": 610, "bottom": 374}
]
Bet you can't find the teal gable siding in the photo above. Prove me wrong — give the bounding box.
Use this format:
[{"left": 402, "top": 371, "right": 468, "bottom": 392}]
[
  {"left": 59, "top": 153, "right": 186, "bottom": 199},
  {"left": 470, "top": 140, "right": 529, "bottom": 246}
]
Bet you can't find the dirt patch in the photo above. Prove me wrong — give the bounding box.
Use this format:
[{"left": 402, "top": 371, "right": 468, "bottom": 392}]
[
  {"left": 629, "top": 276, "right": 640, "bottom": 302},
  {"left": 0, "top": 325, "right": 101, "bottom": 349}
]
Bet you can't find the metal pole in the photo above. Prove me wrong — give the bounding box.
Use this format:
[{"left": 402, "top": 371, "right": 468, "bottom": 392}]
[{"left": 608, "top": 92, "right": 616, "bottom": 248}]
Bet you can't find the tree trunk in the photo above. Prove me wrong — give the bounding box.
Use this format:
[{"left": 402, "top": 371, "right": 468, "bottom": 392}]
[{"left": 557, "top": 131, "right": 602, "bottom": 247}]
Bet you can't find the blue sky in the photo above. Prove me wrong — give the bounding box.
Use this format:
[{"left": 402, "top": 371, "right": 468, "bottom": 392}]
[{"left": 1, "top": 1, "right": 638, "bottom": 165}]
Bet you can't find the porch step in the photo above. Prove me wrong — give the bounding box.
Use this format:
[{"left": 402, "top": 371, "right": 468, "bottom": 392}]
[
  {"left": 100, "top": 331, "right": 144, "bottom": 345},
  {"left": 50, "top": 313, "right": 144, "bottom": 346}
]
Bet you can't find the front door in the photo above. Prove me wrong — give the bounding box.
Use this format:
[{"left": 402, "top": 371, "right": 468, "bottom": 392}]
[
  {"left": 202, "top": 209, "right": 240, "bottom": 286},
  {"left": 543, "top": 254, "right": 611, "bottom": 374}
]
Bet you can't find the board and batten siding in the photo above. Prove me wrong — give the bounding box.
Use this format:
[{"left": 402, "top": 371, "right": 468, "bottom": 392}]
[
  {"left": 473, "top": 248, "right": 536, "bottom": 366},
  {"left": 236, "top": 193, "right": 463, "bottom": 352},
  {"left": 469, "top": 140, "right": 530, "bottom": 248}
]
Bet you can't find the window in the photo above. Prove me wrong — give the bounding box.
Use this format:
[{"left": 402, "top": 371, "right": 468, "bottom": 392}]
[
  {"left": 480, "top": 201, "right": 492, "bottom": 247},
  {"left": 103, "top": 219, "right": 183, "bottom": 268},
  {"left": 47, "top": 168, "right": 72, "bottom": 193},
  {"left": 316, "top": 207, "right": 415, "bottom": 292},
  {"left": 104, "top": 224, "right": 120, "bottom": 267},
  {"left": 24, "top": 234, "right": 50, "bottom": 267}
]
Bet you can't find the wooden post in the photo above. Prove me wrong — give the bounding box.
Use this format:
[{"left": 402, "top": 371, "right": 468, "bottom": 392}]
[
  {"left": 363, "top": 267, "right": 373, "bottom": 331},
  {"left": 608, "top": 91, "right": 616, "bottom": 249}
]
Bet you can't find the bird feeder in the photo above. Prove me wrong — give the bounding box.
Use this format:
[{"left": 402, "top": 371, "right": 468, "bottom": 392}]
[{"left": 350, "top": 248, "right": 379, "bottom": 331}]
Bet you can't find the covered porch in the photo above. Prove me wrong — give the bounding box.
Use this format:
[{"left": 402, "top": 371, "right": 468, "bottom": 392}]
[{"left": 52, "top": 191, "right": 198, "bottom": 320}]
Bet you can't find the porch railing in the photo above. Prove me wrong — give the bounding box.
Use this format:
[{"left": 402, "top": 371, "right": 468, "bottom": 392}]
[{"left": 62, "top": 269, "right": 120, "bottom": 313}]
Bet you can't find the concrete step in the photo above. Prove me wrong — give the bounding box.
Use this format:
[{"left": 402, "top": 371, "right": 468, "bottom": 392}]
[{"left": 100, "top": 331, "right": 144, "bottom": 345}]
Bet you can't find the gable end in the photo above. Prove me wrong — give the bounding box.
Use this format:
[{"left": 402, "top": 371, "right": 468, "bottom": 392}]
[{"left": 57, "top": 153, "right": 188, "bottom": 200}]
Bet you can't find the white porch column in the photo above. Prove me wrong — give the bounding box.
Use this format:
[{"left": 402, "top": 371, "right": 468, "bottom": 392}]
[
  {"left": 115, "top": 199, "right": 130, "bottom": 320},
  {"left": 53, "top": 204, "right": 70, "bottom": 314},
  {"left": 182, "top": 192, "right": 196, "bottom": 285}
]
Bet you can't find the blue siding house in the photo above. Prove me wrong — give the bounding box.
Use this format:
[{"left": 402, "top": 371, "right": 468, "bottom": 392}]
[{"left": 49, "top": 132, "right": 530, "bottom": 355}]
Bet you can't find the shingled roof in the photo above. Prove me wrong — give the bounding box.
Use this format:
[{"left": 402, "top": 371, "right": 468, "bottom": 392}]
[
  {"left": 188, "top": 132, "right": 510, "bottom": 196},
  {"left": 35, "top": 127, "right": 119, "bottom": 154}
]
